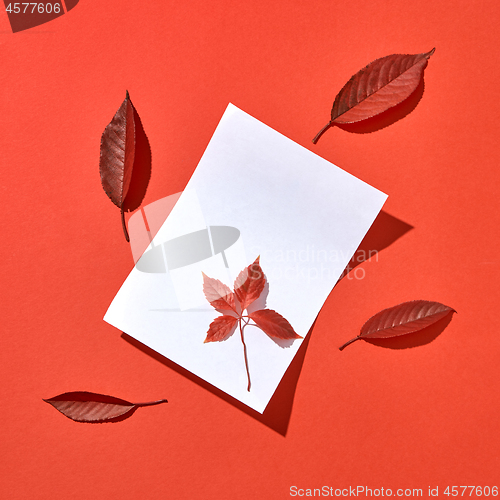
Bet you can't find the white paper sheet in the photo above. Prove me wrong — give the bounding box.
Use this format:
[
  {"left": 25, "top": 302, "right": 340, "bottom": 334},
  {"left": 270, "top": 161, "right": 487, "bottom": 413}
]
[{"left": 104, "top": 104, "right": 388, "bottom": 413}]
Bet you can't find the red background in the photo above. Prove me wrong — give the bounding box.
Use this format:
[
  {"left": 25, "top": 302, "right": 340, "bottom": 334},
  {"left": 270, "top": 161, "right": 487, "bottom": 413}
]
[{"left": 1, "top": 1, "right": 499, "bottom": 498}]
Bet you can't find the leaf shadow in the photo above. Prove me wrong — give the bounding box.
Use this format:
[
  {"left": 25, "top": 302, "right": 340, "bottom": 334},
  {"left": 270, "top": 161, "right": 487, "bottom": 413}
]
[
  {"left": 363, "top": 310, "right": 455, "bottom": 349},
  {"left": 122, "top": 106, "right": 152, "bottom": 213},
  {"left": 4, "top": 0, "right": 66, "bottom": 33},
  {"left": 247, "top": 281, "right": 269, "bottom": 314},
  {"left": 246, "top": 280, "right": 294, "bottom": 348},
  {"left": 336, "top": 78, "right": 425, "bottom": 135},
  {"left": 121, "top": 320, "right": 315, "bottom": 436},
  {"left": 269, "top": 336, "right": 295, "bottom": 349},
  {"left": 339, "top": 210, "right": 414, "bottom": 281}
]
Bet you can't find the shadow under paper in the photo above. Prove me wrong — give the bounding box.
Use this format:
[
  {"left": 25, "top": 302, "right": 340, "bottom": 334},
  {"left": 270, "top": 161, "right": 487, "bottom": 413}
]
[
  {"left": 121, "top": 324, "right": 313, "bottom": 436},
  {"left": 339, "top": 210, "right": 414, "bottom": 281},
  {"left": 121, "top": 210, "right": 414, "bottom": 433}
]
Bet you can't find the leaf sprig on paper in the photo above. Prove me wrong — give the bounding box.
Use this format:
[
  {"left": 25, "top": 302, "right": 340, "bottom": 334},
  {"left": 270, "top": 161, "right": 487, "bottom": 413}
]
[
  {"left": 44, "top": 391, "right": 168, "bottom": 423},
  {"left": 313, "top": 49, "right": 435, "bottom": 144},
  {"left": 203, "top": 257, "right": 302, "bottom": 392},
  {"left": 339, "top": 300, "right": 456, "bottom": 351}
]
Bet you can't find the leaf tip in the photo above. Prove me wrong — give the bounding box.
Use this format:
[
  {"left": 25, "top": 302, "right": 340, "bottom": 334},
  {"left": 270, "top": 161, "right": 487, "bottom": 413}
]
[
  {"left": 426, "top": 47, "right": 436, "bottom": 58},
  {"left": 126, "top": 90, "right": 130, "bottom": 100}
]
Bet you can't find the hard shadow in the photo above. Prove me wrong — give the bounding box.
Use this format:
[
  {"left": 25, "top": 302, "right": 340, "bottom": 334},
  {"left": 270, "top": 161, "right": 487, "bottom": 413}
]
[
  {"left": 65, "top": 0, "right": 79, "bottom": 11},
  {"left": 121, "top": 320, "right": 315, "bottom": 436},
  {"left": 122, "top": 106, "right": 152, "bottom": 213},
  {"left": 339, "top": 210, "right": 414, "bottom": 280},
  {"left": 247, "top": 281, "right": 269, "bottom": 314},
  {"left": 336, "top": 78, "right": 425, "bottom": 135},
  {"left": 363, "top": 310, "right": 456, "bottom": 349},
  {"left": 245, "top": 282, "right": 294, "bottom": 348},
  {"left": 4, "top": 0, "right": 65, "bottom": 32}
]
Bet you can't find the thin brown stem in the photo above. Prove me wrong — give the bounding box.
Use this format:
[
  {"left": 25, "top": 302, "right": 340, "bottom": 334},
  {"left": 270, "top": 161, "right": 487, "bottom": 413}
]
[
  {"left": 140, "top": 206, "right": 154, "bottom": 246},
  {"left": 121, "top": 208, "right": 130, "bottom": 242},
  {"left": 338, "top": 336, "right": 360, "bottom": 351},
  {"left": 312, "top": 121, "right": 333, "bottom": 144},
  {"left": 239, "top": 320, "right": 251, "bottom": 392},
  {"left": 134, "top": 399, "right": 169, "bottom": 407}
]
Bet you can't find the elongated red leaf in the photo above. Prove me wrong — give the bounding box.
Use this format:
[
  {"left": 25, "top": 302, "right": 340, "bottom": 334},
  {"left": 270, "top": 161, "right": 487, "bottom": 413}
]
[
  {"left": 44, "top": 391, "right": 168, "bottom": 423},
  {"left": 249, "top": 309, "right": 302, "bottom": 340},
  {"left": 205, "top": 315, "right": 238, "bottom": 343},
  {"left": 234, "top": 256, "right": 265, "bottom": 311},
  {"left": 99, "top": 91, "right": 137, "bottom": 241},
  {"left": 202, "top": 273, "right": 238, "bottom": 313},
  {"left": 339, "top": 300, "right": 455, "bottom": 350},
  {"left": 313, "top": 49, "right": 435, "bottom": 144}
]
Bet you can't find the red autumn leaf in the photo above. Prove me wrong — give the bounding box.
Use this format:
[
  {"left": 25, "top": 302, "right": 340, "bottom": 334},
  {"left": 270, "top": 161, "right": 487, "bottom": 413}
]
[
  {"left": 202, "top": 257, "right": 301, "bottom": 391},
  {"left": 202, "top": 273, "right": 238, "bottom": 314},
  {"left": 248, "top": 309, "right": 302, "bottom": 340},
  {"left": 99, "top": 91, "right": 137, "bottom": 242},
  {"left": 234, "top": 256, "right": 265, "bottom": 311},
  {"left": 204, "top": 315, "right": 238, "bottom": 343},
  {"left": 339, "top": 300, "right": 456, "bottom": 350},
  {"left": 313, "top": 49, "right": 435, "bottom": 144},
  {"left": 44, "top": 391, "right": 168, "bottom": 423}
]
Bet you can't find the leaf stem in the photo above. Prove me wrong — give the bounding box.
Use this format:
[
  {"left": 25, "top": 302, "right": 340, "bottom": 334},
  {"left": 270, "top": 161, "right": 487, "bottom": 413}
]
[
  {"left": 239, "top": 319, "right": 251, "bottom": 392},
  {"left": 121, "top": 208, "right": 130, "bottom": 242},
  {"left": 338, "top": 336, "right": 360, "bottom": 351},
  {"left": 312, "top": 121, "right": 333, "bottom": 144},
  {"left": 134, "top": 399, "right": 169, "bottom": 407}
]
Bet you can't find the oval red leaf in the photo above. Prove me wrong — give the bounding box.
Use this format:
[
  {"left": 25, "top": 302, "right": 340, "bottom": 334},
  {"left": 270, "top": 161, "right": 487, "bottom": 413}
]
[
  {"left": 44, "top": 391, "right": 168, "bottom": 423},
  {"left": 205, "top": 315, "right": 238, "bottom": 343},
  {"left": 339, "top": 300, "right": 455, "bottom": 350},
  {"left": 202, "top": 273, "right": 238, "bottom": 314},
  {"left": 313, "top": 49, "right": 434, "bottom": 143},
  {"left": 249, "top": 309, "right": 302, "bottom": 340},
  {"left": 99, "top": 91, "right": 137, "bottom": 241},
  {"left": 233, "top": 256, "right": 265, "bottom": 312}
]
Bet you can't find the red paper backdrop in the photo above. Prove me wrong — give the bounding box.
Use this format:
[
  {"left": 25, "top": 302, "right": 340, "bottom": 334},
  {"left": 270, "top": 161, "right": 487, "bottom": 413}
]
[{"left": 1, "top": 1, "right": 499, "bottom": 498}]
